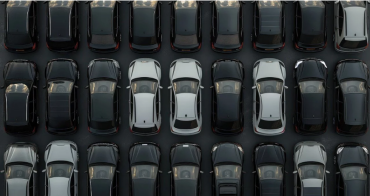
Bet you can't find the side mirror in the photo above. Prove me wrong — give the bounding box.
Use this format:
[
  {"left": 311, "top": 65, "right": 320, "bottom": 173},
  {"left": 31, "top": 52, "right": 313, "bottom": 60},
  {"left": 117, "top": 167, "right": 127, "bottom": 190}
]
[
  {"left": 336, "top": 172, "right": 340, "bottom": 174},
  {"left": 168, "top": 86, "right": 172, "bottom": 89},
  {"left": 284, "top": 86, "right": 289, "bottom": 89},
  {"left": 168, "top": 171, "right": 172, "bottom": 174},
  {"left": 335, "top": 86, "right": 339, "bottom": 89},
  {"left": 293, "top": 171, "right": 298, "bottom": 174},
  {"left": 126, "top": 86, "right": 131, "bottom": 89},
  {"left": 33, "top": 170, "right": 37, "bottom": 173},
  {"left": 200, "top": 86, "right": 204, "bottom": 89},
  {"left": 159, "top": 86, "right": 163, "bottom": 89},
  {"left": 0, "top": 170, "right": 4, "bottom": 173},
  {"left": 74, "top": 170, "right": 78, "bottom": 173},
  {"left": 116, "top": 170, "right": 120, "bottom": 173},
  {"left": 42, "top": 169, "right": 46, "bottom": 173},
  {"left": 252, "top": 171, "right": 256, "bottom": 173},
  {"left": 326, "top": 170, "right": 330, "bottom": 174},
  {"left": 85, "top": 86, "right": 89, "bottom": 89},
  {"left": 200, "top": 171, "right": 204, "bottom": 174},
  {"left": 334, "top": 0, "right": 340, "bottom": 4},
  {"left": 117, "top": 86, "right": 121, "bottom": 89},
  {"left": 210, "top": 86, "right": 214, "bottom": 89},
  {"left": 209, "top": 171, "right": 214, "bottom": 173},
  {"left": 252, "top": 86, "right": 257, "bottom": 89}
]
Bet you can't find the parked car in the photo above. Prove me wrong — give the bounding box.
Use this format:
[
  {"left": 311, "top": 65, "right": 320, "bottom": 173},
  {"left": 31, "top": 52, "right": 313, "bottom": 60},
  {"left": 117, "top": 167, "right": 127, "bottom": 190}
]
[
  {"left": 169, "top": 58, "right": 203, "bottom": 135},
  {"left": 293, "top": 141, "right": 328, "bottom": 196},
  {"left": 253, "top": 143, "right": 286, "bottom": 196},
  {"left": 170, "top": 0, "right": 202, "bottom": 53},
  {"left": 333, "top": 59, "right": 369, "bottom": 136},
  {"left": 128, "top": 58, "right": 162, "bottom": 136},
  {"left": 129, "top": 0, "right": 162, "bottom": 53},
  {"left": 3, "top": 0, "right": 38, "bottom": 53},
  {"left": 294, "top": 0, "right": 327, "bottom": 52},
  {"left": 211, "top": 0, "right": 243, "bottom": 53},
  {"left": 294, "top": 58, "right": 328, "bottom": 135},
  {"left": 211, "top": 59, "right": 244, "bottom": 135},
  {"left": 43, "top": 140, "right": 78, "bottom": 196},
  {"left": 87, "top": 143, "right": 120, "bottom": 196},
  {"left": 334, "top": 1, "right": 368, "bottom": 52},
  {"left": 211, "top": 142, "right": 244, "bottom": 196},
  {"left": 2, "top": 142, "right": 38, "bottom": 196},
  {"left": 252, "top": 58, "right": 287, "bottom": 136},
  {"left": 129, "top": 142, "right": 161, "bottom": 196},
  {"left": 170, "top": 143, "right": 202, "bottom": 196},
  {"left": 3, "top": 59, "right": 38, "bottom": 136},
  {"left": 335, "top": 143, "right": 369, "bottom": 196},
  {"left": 87, "top": 0, "right": 120, "bottom": 53},
  {"left": 87, "top": 59, "right": 121, "bottom": 135},
  {"left": 252, "top": 0, "right": 285, "bottom": 52},
  {"left": 46, "top": 0, "right": 79, "bottom": 52}
]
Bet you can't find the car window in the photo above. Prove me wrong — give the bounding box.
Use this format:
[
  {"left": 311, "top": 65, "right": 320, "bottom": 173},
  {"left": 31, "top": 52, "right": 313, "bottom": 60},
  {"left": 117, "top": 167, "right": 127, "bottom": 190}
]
[
  {"left": 47, "top": 163, "right": 73, "bottom": 178},
  {"left": 257, "top": 80, "right": 283, "bottom": 94},
  {"left": 298, "top": 164, "right": 324, "bottom": 180},
  {"left": 133, "top": 0, "right": 158, "bottom": 8},
  {"left": 175, "top": 0, "right": 197, "bottom": 9},
  {"left": 258, "top": 165, "right": 283, "bottom": 180},
  {"left": 48, "top": 81, "right": 73, "bottom": 94},
  {"left": 90, "top": 0, "right": 116, "bottom": 8},
  {"left": 341, "top": 166, "right": 367, "bottom": 181},
  {"left": 173, "top": 80, "right": 198, "bottom": 94},
  {"left": 340, "top": 80, "right": 366, "bottom": 94},
  {"left": 173, "top": 165, "right": 199, "bottom": 180},
  {"left": 131, "top": 165, "right": 158, "bottom": 179},
  {"left": 6, "top": 84, "right": 29, "bottom": 94},
  {"left": 299, "top": 81, "right": 325, "bottom": 94},
  {"left": 89, "top": 165, "right": 115, "bottom": 180},
  {"left": 131, "top": 80, "right": 158, "bottom": 94},
  {"left": 6, "top": 165, "right": 32, "bottom": 179},
  {"left": 90, "top": 81, "right": 116, "bottom": 94},
  {"left": 215, "top": 165, "right": 241, "bottom": 180},
  {"left": 215, "top": 80, "right": 241, "bottom": 94}
]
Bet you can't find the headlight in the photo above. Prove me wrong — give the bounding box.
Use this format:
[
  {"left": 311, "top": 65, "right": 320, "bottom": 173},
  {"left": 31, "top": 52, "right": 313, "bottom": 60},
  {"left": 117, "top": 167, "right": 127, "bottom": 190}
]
[
  {"left": 212, "top": 146, "right": 218, "bottom": 152},
  {"left": 320, "top": 60, "right": 327, "bottom": 68},
  {"left": 337, "top": 147, "right": 344, "bottom": 154},
  {"left": 238, "top": 146, "right": 244, "bottom": 153},
  {"left": 363, "top": 147, "right": 369, "bottom": 154},
  {"left": 295, "top": 60, "right": 303, "bottom": 69}
]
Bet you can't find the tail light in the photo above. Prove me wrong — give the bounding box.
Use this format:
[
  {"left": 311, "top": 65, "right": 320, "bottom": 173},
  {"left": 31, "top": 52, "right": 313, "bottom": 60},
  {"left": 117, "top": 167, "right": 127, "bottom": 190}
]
[
  {"left": 197, "top": 42, "right": 202, "bottom": 49},
  {"left": 116, "top": 127, "right": 119, "bottom": 132},
  {"left": 46, "top": 43, "right": 50, "bottom": 49},
  {"left": 281, "top": 42, "right": 285, "bottom": 48},
  {"left": 253, "top": 42, "right": 256, "bottom": 49},
  {"left": 32, "top": 43, "right": 36, "bottom": 50},
  {"left": 211, "top": 42, "right": 215, "bottom": 49},
  {"left": 365, "top": 43, "right": 369, "bottom": 49},
  {"left": 114, "top": 42, "right": 120, "bottom": 50},
  {"left": 74, "top": 42, "right": 79, "bottom": 50},
  {"left": 238, "top": 42, "right": 244, "bottom": 50},
  {"left": 4, "top": 44, "right": 8, "bottom": 50},
  {"left": 129, "top": 127, "right": 133, "bottom": 133},
  {"left": 294, "top": 43, "right": 299, "bottom": 49},
  {"left": 157, "top": 126, "right": 161, "bottom": 133},
  {"left": 336, "top": 44, "right": 340, "bottom": 49},
  {"left": 88, "top": 126, "right": 91, "bottom": 132}
]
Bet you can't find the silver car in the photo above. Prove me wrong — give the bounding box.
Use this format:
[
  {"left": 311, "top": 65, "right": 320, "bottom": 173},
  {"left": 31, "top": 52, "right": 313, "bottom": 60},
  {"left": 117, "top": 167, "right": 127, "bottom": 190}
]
[
  {"left": 169, "top": 58, "right": 203, "bottom": 135},
  {"left": 252, "top": 58, "right": 287, "bottom": 136},
  {"left": 128, "top": 58, "right": 162, "bottom": 136},
  {"left": 2, "top": 143, "right": 38, "bottom": 196},
  {"left": 43, "top": 140, "right": 78, "bottom": 196},
  {"left": 294, "top": 141, "right": 328, "bottom": 196},
  {"left": 334, "top": 1, "right": 368, "bottom": 52}
]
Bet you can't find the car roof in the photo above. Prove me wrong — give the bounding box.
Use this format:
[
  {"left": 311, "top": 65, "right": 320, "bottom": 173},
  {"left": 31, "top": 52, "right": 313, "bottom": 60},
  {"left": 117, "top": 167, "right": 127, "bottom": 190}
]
[
  {"left": 260, "top": 180, "right": 283, "bottom": 196},
  {"left": 344, "top": 180, "right": 366, "bottom": 196},
  {"left": 217, "top": 7, "right": 239, "bottom": 35},
  {"left": 133, "top": 7, "right": 156, "bottom": 38},
  {"left": 217, "top": 94, "right": 240, "bottom": 122},
  {"left": 6, "top": 92, "right": 29, "bottom": 125},
  {"left": 344, "top": 7, "right": 366, "bottom": 38},
  {"left": 7, "top": 179, "right": 28, "bottom": 196},
  {"left": 90, "top": 180, "right": 112, "bottom": 196},
  {"left": 91, "top": 93, "right": 114, "bottom": 122},
  {"left": 134, "top": 94, "right": 155, "bottom": 125},
  {"left": 301, "top": 6, "right": 325, "bottom": 35},
  {"left": 176, "top": 94, "right": 197, "bottom": 119},
  {"left": 49, "top": 178, "right": 70, "bottom": 196},
  {"left": 344, "top": 94, "right": 367, "bottom": 125},
  {"left": 261, "top": 94, "right": 281, "bottom": 119},
  {"left": 175, "top": 8, "right": 197, "bottom": 36},
  {"left": 48, "top": 93, "right": 73, "bottom": 129},
  {"left": 49, "top": 7, "right": 72, "bottom": 40},
  {"left": 6, "top": 1, "right": 31, "bottom": 35},
  {"left": 302, "top": 186, "right": 322, "bottom": 196},
  {"left": 258, "top": 4, "right": 282, "bottom": 35},
  {"left": 91, "top": 7, "right": 113, "bottom": 35}
]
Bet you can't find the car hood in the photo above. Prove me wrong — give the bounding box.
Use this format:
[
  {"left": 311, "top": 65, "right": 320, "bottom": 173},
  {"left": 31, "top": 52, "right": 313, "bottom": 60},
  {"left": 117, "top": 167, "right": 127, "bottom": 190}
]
[
  {"left": 129, "top": 144, "right": 160, "bottom": 165},
  {"left": 88, "top": 146, "right": 119, "bottom": 166},
  {"left": 261, "top": 94, "right": 281, "bottom": 119},
  {"left": 212, "top": 143, "right": 243, "bottom": 166},
  {"left": 46, "top": 144, "right": 74, "bottom": 164},
  {"left": 130, "top": 61, "right": 159, "bottom": 80},
  {"left": 172, "top": 61, "right": 200, "bottom": 80},
  {"left": 7, "top": 179, "right": 28, "bottom": 196},
  {"left": 134, "top": 94, "right": 155, "bottom": 126},
  {"left": 49, "top": 178, "right": 70, "bottom": 196},
  {"left": 255, "top": 145, "right": 285, "bottom": 166},
  {"left": 344, "top": 94, "right": 366, "bottom": 125},
  {"left": 171, "top": 145, "right": 201, "bottom": 166},
  {"left": 302, "top": 94, "right": 324, "bottom": 124},
  {"left": 5, "top": 145, "right": 35, "bottom": 165},
  {"left": 338, "top": 146, "right": 368, "bottom": 167},
  {"left": 255, "top": 61, "right": 284, "bottom": 81},
  {"left": 176, "top": 94, "right": 196, "bottom": 119},
  {"left": 296, "top": 144, "right": 325, "bottom": 165}
]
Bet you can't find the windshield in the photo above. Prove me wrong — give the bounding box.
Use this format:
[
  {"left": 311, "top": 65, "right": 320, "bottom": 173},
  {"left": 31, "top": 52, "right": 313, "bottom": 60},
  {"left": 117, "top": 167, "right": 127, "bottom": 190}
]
[
  {"left": 258, "top": 165, "right": 283, "bottom": 180},
  {"left": 90, "top": 81, "right": 116, "bottom": 94},
  {"left": 133, "top": 0, "right": 157, "bottom": 8},
  {"left": 173, "top": 80, "right": 198, "bottom": 94},
  {"left": 49, "top": 0, "right": 74, "bottom": 8},
  {"left": 298, "top": 164, "right": 324, "bottom": 180},
  {"left": 89, "top": 165, "right": 115, "bottom": 180},
  {"left": 341, "top": 166, "right": 367, "bottom": 181},
  {"left": 215, "top": 0, "right": 239, "bottom": 8},
  {"left": 6, "top": 165, "right": 32, "bottom": 179},
  {"left": 175, "top": 0, "right": 197, "bottom": 9},
  {"left": 340, "top": 80, "right": 366, "bottom": 94},
  {"left": 299, "top": 81, "right": 325, "bottom": 94},
  {"left": 6, "top": 84, "right": 29, "bottom": 94},
  {"left": 173, "top": 165, "right": 199, "bottom": 180},
  {"left": 48, "top": 81, "right": 73, "bottom": 94},
  {"left": 47, "top": 163, "right": 73, "bottom": 178},
  {"left": 215, "top": 165, "right": 241, "bottom": 180},
  {"left": 131, "top": 165, "right": 158, "bottom": 179},
  {"left": 90, "top": 0, "right": 116, "bottom": 8},
  {"left": 257, "top": 80, "right": 283, "bottom": 94},
  {"left": 131, "top": 80, "right": 157, "bottom": 94},
  {"left": 216, "top": 80, "right": 241, "bottom": 94},
  {"left": 341, "top": 1, "right": 365, "bottom": 8}
]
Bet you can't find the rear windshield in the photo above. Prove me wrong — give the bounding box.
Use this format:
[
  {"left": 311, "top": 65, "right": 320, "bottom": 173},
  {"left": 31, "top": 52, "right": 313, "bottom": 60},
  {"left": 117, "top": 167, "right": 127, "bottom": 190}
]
[
  {"left": 257, "top": 34, "right": 282, "bottom": 45},
  {"left": 259, "top": 119, "right": 282, "bottom": 129},
  {"left": 340, "top": 39, "right": 367, "bottom": 49},
  {"left": 216, "top": 34, "right": 240, "bottom": 46},
  {"left": 299, "top": 34, "right": 325, "bottom": 45},
  {"left": 175, "top": 34, "right": 198, "bottom": 46},
  {"left": 132, "top": 36, "right": 157, "bottom": 46},
  {"left": 174, "top": 119, "right": 198, "bottom": 129}
]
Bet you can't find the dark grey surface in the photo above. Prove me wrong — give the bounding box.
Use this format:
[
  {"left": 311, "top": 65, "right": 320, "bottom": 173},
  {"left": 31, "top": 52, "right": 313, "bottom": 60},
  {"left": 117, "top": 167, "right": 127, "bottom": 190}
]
[{"left": 0, "top": 2, "right": 369, "bottom": 196}]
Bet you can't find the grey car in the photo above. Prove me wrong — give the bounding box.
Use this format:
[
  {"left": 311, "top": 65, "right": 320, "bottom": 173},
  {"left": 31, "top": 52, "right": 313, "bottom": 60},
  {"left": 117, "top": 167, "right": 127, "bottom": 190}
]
[
  {"left": 43, "top": 140, "right": 79, "bottom": 196},
  {"left": 334, "top": 1, "right": 368, "bottom": 52},
  {"left": 2, "top": 142, "right": 38, "bottom": 196},
  {"left": 294, "top": 141, "right": 328, "bottom": 196}
]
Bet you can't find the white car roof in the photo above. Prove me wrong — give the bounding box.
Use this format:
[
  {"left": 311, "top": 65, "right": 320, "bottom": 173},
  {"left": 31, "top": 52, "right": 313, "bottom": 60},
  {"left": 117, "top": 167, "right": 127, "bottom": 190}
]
[
  {"left": 176, "top": 94, "right": 196, "bottom": 119},
  {"left": 345, "top": 7, "right": 366, "bottom": 38},
  {"left": 261, "top": 94, "right": 281, "bottom": 119},
  {"left": 172, "top": 60, "right": 200, "bottom": 80},
  {"left": 131, "top": 60, "right": 159, "bottom": 80},
  {"left": 256, "top": 59, "right": 284, "bottom": 81},
  {"left": 134, "top": 94, "right": 155, "bottom": 125}
]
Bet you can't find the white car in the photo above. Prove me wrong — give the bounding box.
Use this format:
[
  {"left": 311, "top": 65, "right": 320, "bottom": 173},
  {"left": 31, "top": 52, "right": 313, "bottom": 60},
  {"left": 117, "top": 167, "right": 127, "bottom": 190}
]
[
  {"left": 128, "top": 58, "right": 162, "bottom": 136},
  {"left": 253, "top": 58, "right": 287, "bottom": 136},
  {"left": 169, "top": 58, "right": 203, "bottom": 135}
]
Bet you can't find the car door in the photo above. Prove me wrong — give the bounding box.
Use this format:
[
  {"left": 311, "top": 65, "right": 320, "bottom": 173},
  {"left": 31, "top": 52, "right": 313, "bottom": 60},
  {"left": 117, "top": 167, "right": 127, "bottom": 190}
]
[
  {"left": 170, "top": 86, "right": 175, "bottom": 120},
  {"left": 211, "top": 3, "right": 217, "bottom": 40},
  {"left": 335, "top": 3, "right": 345, "bottom": 40},
  {"left": 114, "top": 84, "right": 120, "bottom": 125},
  {"left": 156, "top": 3, "right": 161, "bottom": 42},
  {"left": 211, "top": 81, "right": 217, "bottom": 124},
  {"left": 254, "top": 168, "right": 260, "bottom": 196},
  {"left": 71, "top": 82, "right": 77, "bottom": 125},
  {"left": 29, "top": 2, "right": 36, "bottom": 39},
  {"left": 113, "top": 3, "right": 120, "bottom": 41},
  {"left": 129, "top": 89, "right": 134, "bottom": 123},
  {"left": 112, "top": 168, "right": 119, "bottom": 196},
  {"left": 294, "top": 169, "right": 301, "bottom": 196},
  {"left": 197, "top": 85, "right": 201, "bottom": 121},
  {"left": 253, "top": 3, "right": 259, "bottom": 40},
  {"left": 71, "top": 3, "right": 78, "bottom": 41},
  {"left": 155, "top": 85, "right": 161, "bottom": 123},
  {"left": 335, "top": 167, "right": 344, "bottom": 196},
  {"left": 295, "top": 3, "right": 302, "bottom": 42}
]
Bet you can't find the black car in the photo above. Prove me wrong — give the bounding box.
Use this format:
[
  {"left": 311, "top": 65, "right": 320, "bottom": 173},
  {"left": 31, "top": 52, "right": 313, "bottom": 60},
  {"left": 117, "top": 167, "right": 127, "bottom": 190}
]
[
  {"left": 46, "top": 1, "right": 79, "bottom": 52},
  {"left": 129, "top": 0, "right": 162, "bottom": 53},
  {"left": 252, "top": 0, "right": 285, "bottom": 52},
  {"left": 129, "top": 142, "right": 161, "bottom": 196},
  {"left": 334, "top": 59, "right": 369, "bottom": 136},
  {"left": 45, "top": 59, "right": 79, "bottom": 135},
  {"left": 170, "top": 0, "right": 202, "bottom": 53},
  {"left": 211, "top": 142, "right": 244, "bottom": 196},
  {"left": 211, "top": 0, "right": 243, "bottom": 53},
  {"left": 335, "top": 143, "right": 369, "bottom": 196},
  {"left": 293, "top": 1, "right": 327, "bottom": 52},
  {"left": 3, "top": 59, "right": 38, "bottom": 136},
  {"left": 170, "top": 143, "right": 202, "bottom": 196},
  {"left": 211, "top": 59, "right": 244, "bottom": 135},
  {"left": 4, "top": 1, "right": 38, "bottom": 53},
  {"left": 294, "top": 58, "right": 328, "bottom": 135},
  {"left": 253, "top": 143, "right": 286, "bottom": 196},
  {"left": 87, "top": 0, "right": 120, "bottom": 53},
  {"left": 87, "top": 59, "right": 121, "bottom": 135},
  {"left": 87, "top": 143, "right": 120, "bottom": 196}
]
